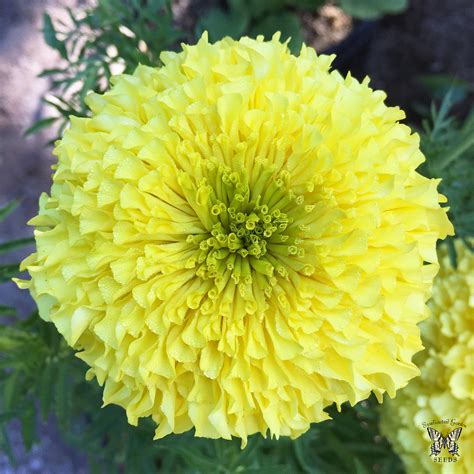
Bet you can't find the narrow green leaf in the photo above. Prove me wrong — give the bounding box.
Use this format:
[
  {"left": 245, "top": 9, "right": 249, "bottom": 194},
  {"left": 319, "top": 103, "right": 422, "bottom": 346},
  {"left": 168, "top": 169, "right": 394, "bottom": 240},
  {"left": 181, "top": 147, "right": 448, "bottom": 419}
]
[
  {"left": 0, "top": 411, "right": 19, "bottom": 424},
  {"left": 230, "top": 436, "right": 261, "bottom": 469},
  {"left": 0, "top": 237, "right": 34, "bottom": 254},
  {"left": 437, "top": 130, "right": 474, "bottom": 170},
  {"left": 417, "top": 74, "right": 472, "bottom": 103},
  {"left": 294, "top": 437, "right": 317, "bottom": 474},
  {"left": 66, "top": 7, "right": 81, "bottom": 26},
  {"left": 354, "top": 458, "right": 370, "bottom": 474},
  {"left": 447, "top": 239, "right": 458, "bottom": 268},
  {"left": 79, "top": 66, "right": 99, "bottom": 105},
  {"left": 157, "top": 445, "right": 218, "bottom": 471},
  {"left": 42, "top": 13, "right": 68, "bottom": 59},
  {"left": 0, "top": 425, "right": 15, "bottom": 465},
  {"left": 0, "top": 201, "right": 18, "bottom": 222},
  {"left": 0, "top": 305, "right": 15, "bottom": 315},
  {"left": 0, "top": 264, "right": 20, "bottom": 282},
  {"left": 241, "top": 467, "right": 293, "bottom": 474},
  {"left": 46, "top": 138, "right": 60, "bottom": 148},
  {"left": 3, "top": 370, "right": 20, "bottom": 411},
  {"left": 42, "top": 98, "right": 75, "bottom": 117},
  {"left": 38, "top": 68, "right": 67, "bottom": 77},
  {"left": 39, "top": 362, "right": 56, "bottom": 420},
  {"left": 55, "top": 361, "right": 71, "bottom": 429},
  {"left": 24, "top": 117, "right": 58, "bottom": 136},
  {"left": 338, "top": 0, "right": 408, "bottom": 19},
  {"left": 323, "top": 431, "right": 356, "bottom": 470},
  {"left": 0, "top": 326, "right": 31, "bottom": 352},
  {"left": 20, "top": 404, "right": 36, "bottom": 451}
]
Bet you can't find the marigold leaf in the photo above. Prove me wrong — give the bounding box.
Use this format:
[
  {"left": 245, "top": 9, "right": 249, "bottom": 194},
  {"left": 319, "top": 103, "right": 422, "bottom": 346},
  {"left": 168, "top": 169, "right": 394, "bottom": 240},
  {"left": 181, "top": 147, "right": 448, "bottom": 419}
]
[
  {"left": 0, "top": 237, "right": 34, "bottom": 254},
  {"left": 55, "top": 361, "right": 72, "bottom": 429},
  {"left": 0, "top": 305, "right": 15, "bottom": 316},
  {"left": 24, "top": 117, "right": 58, "bottom": 136},
  {"left": 0, "top": 201, "right": 18, "bottom": 222},
  {"left": 0, "top": 411, "right": 19, "bottom": 424},
  {"left": 20, "top": 404, "right": 36, "bottom": 451},
  {"left": 338, "top": 0, "right": 408, "bottom": 19},
  {"left": 0, "top": 425, "right": 15, "bottom": 465},
  {"left": 39, "top": 362, "right": 56, "bottom": 420},
  {"left": 0, "top": 264, "right": 20, "bottom": 282},
  {"left": 42, "top": 13, "right": 68, "bottom": 59},
  {"left": 3, "top": 370, "right": 20, "bottom": 411}
]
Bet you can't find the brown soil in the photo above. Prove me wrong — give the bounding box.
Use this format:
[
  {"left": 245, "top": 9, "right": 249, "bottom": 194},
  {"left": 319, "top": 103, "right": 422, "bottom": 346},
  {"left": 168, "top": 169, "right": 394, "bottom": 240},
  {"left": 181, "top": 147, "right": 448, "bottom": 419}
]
[
  {"left": 301, "top": 4, "right": 353, "bottom": 52},
  {"left": 366, "top": 0, "right": 474, "bottom": 113}
]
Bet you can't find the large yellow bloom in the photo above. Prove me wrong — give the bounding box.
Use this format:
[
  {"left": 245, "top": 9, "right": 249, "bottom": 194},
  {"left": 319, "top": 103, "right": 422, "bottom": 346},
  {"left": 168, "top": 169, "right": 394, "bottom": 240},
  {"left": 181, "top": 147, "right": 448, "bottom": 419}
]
[
  {"left": 18, "top": 34, "right": 453, "bottom": 444},
  {"left": 380, "top": 240, "right": 473, "bottom": 473}
]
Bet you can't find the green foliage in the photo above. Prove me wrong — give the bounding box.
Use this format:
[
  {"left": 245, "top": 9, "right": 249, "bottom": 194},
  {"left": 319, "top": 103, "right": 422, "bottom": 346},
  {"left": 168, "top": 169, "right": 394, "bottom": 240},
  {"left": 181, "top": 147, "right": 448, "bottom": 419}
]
[
  {"left": 24, "top": 117, "right": 60, "bottom": 137},
  {"left": 337, "top": 0, "right": 408, "bottom": 19},
  {"left": 0, "top": 202, "right": 34, "bottom": 288},
  {"left": 0, "top": 201, "right": 37, "bottom": 463},
  {"left": 0, "top": 201, "right": 20, "bottom": 222},
  {"left": 417, "top": 74, "right": 474, "bottom": 104},
  {"left": 197, "top": 0, "right": 410, "bottom": 49},
  {"left": 419, "top": 90, "right": 474, "bottom": 260},
  {"left": 34, "top": 0, "right": 182, "bottom": 140},
  {"left": 0, "top": 237, "right": 35, "bottom": 255},
  {"left": 197, "top": 0, "right": 326, "bottom": 52}
]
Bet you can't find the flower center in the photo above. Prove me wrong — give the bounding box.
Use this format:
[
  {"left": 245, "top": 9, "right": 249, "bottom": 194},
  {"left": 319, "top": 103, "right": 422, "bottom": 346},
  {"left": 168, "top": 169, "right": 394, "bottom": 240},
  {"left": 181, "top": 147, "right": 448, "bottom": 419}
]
[
  {"left": 181, "top": 158, "right": 312, "bottom": 292},
  {"left": 209, "top": 205, "right": 289, "bottom": 259}
]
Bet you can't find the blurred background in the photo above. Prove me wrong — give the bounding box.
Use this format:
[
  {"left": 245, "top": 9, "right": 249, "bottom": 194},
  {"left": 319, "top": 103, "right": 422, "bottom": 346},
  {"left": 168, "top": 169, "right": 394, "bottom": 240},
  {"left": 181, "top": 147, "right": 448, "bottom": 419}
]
[{"left": 0, "top": 0, "right": 473, "bottom": 472}]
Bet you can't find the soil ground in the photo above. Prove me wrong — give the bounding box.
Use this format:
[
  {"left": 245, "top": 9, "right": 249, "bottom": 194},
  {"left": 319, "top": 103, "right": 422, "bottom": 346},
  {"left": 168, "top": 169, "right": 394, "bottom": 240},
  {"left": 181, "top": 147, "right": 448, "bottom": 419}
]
[
  {"left": 0, "top": 0, "right": 472, "bottom": 471},
  {"left": 367, "top": 0, "right": 474, "bottom": 112}
]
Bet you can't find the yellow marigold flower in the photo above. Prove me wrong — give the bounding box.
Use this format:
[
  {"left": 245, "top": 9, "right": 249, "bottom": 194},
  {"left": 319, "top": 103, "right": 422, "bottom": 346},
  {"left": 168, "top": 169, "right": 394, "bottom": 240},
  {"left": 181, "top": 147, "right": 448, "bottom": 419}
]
[
  {"left": 380, "top": 240, "right": 473, "bottom": 473},
  {"left": 17, "top": 34, "right": 453, "bottom": 444}
]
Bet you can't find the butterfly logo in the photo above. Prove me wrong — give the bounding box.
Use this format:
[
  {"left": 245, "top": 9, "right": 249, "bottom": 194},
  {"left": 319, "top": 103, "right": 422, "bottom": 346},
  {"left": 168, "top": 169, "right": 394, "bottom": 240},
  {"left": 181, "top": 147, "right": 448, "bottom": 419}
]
[{"left": 427, "top": 427, "right": 462, "bottom": 457}]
